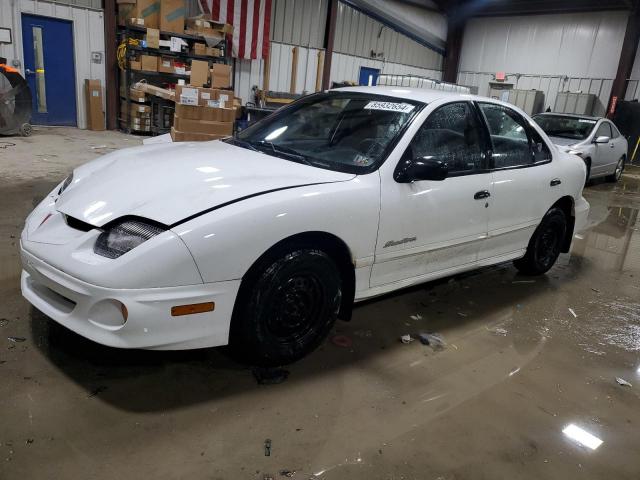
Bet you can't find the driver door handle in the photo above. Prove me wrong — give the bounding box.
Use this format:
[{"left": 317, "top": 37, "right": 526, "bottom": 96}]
[
  {"left": 550, "top": 178, "right": 562, "bottom": 187},
  {"left": 474, "top": 190, "right": 490, "bottom": 200}
]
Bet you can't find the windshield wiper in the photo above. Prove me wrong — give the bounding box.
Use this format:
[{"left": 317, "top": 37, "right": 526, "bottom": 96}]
[
  {"left": 251, "top": 141, "right": 315, "bottom": 166},
  {"left": 226, "top": 137, "right": 260, "bottom": 152}
]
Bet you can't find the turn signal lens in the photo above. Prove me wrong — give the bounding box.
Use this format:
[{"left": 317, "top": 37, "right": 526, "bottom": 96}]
[{"left": 171, "top": 302, "right": 215, "bottom": 317}]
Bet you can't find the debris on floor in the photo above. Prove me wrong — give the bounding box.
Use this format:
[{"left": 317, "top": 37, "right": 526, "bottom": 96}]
[
  {"left": 7, "top": 336, "right": 26, "bottom": 343},
  {"left": 330, "top": 335, "right": 353, "bottom": 348},
  {"left": 568, "top": 308, "right": 578, "bottom": 318},
  {"left": 352, "top": 329, "right": 372, "bottom": 338},
  {"left": 409, "top": 314, "right": 422, "bottom": 321},
  {"left": 25, "top": 439, "right": 33, "bottom": 445},
  {"left": 279, "top": 469, "right": 296, "bottom": 477},
  {"left": 417, "top": 333, "right": 446, "bottom": 350},
  {"left": 491, "top": 327, "right": 509, "bottom": 336},
  {"left": 400, "top": 334, "right": 414, "bottom": 344},
  {"left": 616, "top": 377, "right": 632, "bottom": 387},
  {"left": 252, "top": 367, "right": 290, "bottom": 385},
  {"left": 264, "top": 438, "right": 272, "bottom": 456}
]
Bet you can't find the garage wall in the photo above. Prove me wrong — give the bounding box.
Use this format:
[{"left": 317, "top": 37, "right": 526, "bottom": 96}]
[
  {"left": 234, "top": 0, "right": 446, "bottom": 102},
  {"left": 0, "top": 0, "right": 105, "bottom": 129},
  {"left": 458, "top": 11, "right": 628, "bottom": 116},
  {"left": 625, "top": 40, "right": 640, "bottom": 101}
]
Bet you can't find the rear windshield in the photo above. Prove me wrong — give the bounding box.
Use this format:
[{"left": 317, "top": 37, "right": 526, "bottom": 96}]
[{"left": 533, "top": 115, "right": 596, "bottom": 141}]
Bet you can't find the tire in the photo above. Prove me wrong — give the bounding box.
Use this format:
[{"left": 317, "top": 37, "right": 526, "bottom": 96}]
[
  {"left": 606, "top": 157, "right": 625, "bottom": 183},
  {"left": 514, "top": 207, "right": 567, "bottom": 276},
  {"left": 228, "top": 249, "right": 342, "bottom": 366}
]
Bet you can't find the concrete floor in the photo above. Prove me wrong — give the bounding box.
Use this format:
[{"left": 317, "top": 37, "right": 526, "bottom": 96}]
[{"left": 1, "top": 127, "right": 640, "bottom": 479}]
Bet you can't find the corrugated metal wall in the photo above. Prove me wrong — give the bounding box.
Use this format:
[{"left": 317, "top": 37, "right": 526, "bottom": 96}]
[
  {"left": 234, "top": 0, "right": 446, "bottom": 102},
  {"left": 270, "top": 0, "right": 328, "bottom": 48},
  {"left": 626, "top": 40, "right": 640, "bottom": 101},
  {"left": 458, "top": 11, "right": 628, "bottom": 116},
  {"left": 334, "top": 2, "right": 442, "bottom": 71},
  {"left": 0, "top": 0, "right": 105, "bottom": 129}
]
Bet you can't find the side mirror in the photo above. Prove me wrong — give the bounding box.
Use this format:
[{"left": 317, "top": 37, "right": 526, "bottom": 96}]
[
  {"left": 395, "top": 157, "right": 448, "bottom": 183},
  {"left": 594, "top": 135, "right": 610, "bottom": 144}
]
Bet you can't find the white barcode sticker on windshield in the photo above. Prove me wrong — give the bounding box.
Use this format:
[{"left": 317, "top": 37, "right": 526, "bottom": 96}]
[{"left": 364, "top": 101, "right": 414, "bottom": 113}]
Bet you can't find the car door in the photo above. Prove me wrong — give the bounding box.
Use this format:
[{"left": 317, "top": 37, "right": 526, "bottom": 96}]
[
  {"left": 371, "top": 101, "right": 491, "bottom": 287},
  {"left": 590, "top": 121, "right": 616, "bottom": 176},
  {"left": 476, "top": 102, "right": 556, "bottom": 260},
  {"left": 608, "top": 121, "right": 627, "bottom": 171}
]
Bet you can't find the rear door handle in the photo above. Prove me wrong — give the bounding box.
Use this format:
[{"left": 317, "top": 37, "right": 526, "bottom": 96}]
[
  {"left": 474, "top": 190, "right": 490, "bottom": 200},
  {"left": 550, "top": 178, "right": 561, "bottom": 187},
  {"left": 610, "top": 143, "right": 615, "bottom": 148}
]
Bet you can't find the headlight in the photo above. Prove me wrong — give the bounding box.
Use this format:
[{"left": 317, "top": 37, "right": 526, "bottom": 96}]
[
  {"left": 59, "top": 173, "right": 73, "bottom": 194},
  {"left": 567, "top": 149, "right": 583, "bottom": 157},
  {"left": 94, "top": 219, "right": 166, "bottom": 259}
]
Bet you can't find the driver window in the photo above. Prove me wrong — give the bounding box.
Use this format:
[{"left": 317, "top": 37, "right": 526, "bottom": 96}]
[
  {"left": 407, "top": 102, "right": 485, "bottom": 175},
  {"left": 479, "top": 103, "right": 532, "bottom": 168},
  {"left": 595, "top": 122, "right": 612, "bottom": 139}
]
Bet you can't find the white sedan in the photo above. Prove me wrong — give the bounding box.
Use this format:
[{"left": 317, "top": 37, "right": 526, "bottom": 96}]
[
  {"left": 20, "top": 87, "right": 589, "bottom": 365},
  {"left": 533, "top": 113, "right": 628, "bottom": 183}
]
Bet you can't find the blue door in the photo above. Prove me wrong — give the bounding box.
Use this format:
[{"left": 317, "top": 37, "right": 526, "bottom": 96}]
[
  {"left": 21, "top": 14, "right": 77, "bottom": 126},
  {"left": 359, "top": 67, "right": 380, "bottom": 86}
]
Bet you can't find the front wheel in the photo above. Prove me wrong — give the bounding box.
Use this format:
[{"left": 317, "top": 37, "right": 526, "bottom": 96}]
[
  {"left": 606, "top": 157, "right": 625, "bottom": 183},
  {"left": 514, "top": 207, "right": 567, "bottom": 276},
  {"left": 229, "top": 249, "right": 342, "bottom": 366}
]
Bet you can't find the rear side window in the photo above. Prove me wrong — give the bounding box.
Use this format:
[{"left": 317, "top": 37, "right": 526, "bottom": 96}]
[
  {"left": 595, "top": 122, "right": 612, "bottom": 138},
  {"left": 408, "top": 102, "right": 485, "bottom": 175},
  {"left": 609, "top": 122, "right": 620, "bottom": 138},
  {"left": 479, "top": 103, "right": 532, "bottom": 168}
]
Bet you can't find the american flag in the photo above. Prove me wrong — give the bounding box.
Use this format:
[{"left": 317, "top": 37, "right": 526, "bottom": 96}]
[{"left": 198, "top": 0, "right": 272, "bottom": 60}]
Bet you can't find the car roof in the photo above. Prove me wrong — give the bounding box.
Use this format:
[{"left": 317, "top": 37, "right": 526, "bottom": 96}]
[
  {"left": 533, "top": 112, "right": 602, "bottom": 121},
  {"left": 331, "top": 85, "right": 484, "bottom": 104}
]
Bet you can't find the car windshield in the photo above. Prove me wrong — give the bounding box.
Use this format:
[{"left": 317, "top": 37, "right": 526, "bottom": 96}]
[
  {"left": 533, "top": 115, "right": 597, "bottom": 141},
  {"left": 228, "top": 92, "right": 422, "bottom": 173}
]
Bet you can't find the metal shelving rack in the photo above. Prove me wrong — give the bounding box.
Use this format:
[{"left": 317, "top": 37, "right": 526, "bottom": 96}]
[{"left": 117, "top": 23, "right": 230, "bottom": 135}]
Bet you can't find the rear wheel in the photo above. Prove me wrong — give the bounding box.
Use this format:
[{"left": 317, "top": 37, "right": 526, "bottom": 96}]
[
  {"left": 606, "top": 157, "right": 625, "bottom": 183},
  {"left": 514, "top": 207, "right": 567, "bottom": 275},
  {"left": 229, "top": 249, "right": 342, "bottom": 366}
]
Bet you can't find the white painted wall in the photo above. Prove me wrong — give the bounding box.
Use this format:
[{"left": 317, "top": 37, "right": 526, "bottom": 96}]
[
  {"left": 0, "top": 0, "right": 105, "bottom": 129},
  {"left": 458, "top": 11, "right": 628, "bottom": 116}
]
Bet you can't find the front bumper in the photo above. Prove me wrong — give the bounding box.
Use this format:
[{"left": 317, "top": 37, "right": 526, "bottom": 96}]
[{"left": 21, "top": 246, "right": 240, "bottom": 350}]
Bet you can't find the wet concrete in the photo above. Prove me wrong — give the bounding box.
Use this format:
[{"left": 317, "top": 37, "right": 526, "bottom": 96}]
[{"left": 1, "top": 128, "right": 639, "bottom": 479}]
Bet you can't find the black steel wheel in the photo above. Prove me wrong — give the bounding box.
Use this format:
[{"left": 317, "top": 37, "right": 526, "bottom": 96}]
[
  {"left": 514, "top": 207, "right": 567, "bottom": 275},
  {"left": 229, "top": 249, "right": 341, "bottom": 366}
]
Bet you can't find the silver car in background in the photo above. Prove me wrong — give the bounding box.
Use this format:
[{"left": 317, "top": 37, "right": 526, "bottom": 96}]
[{"left": 533, "top": 113, "right": 627, "bottom": 183}]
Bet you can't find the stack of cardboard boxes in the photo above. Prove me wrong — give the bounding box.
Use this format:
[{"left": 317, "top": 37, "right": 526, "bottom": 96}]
[
  {"left": 171, "top": 85, "right": 235, "bottom": 141},
  {"left": 117, "top": 0, "right": 186, "bottom": 34},
  {"left": 120, "top": 87, "right": 151, "bottom": 132}
]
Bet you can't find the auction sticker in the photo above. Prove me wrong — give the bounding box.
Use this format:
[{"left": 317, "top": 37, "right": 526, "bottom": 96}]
[{"left": 364, "top": 101, "right": 415, "bottom": 113}]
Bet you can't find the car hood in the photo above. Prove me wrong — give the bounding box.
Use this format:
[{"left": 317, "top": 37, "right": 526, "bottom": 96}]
[
  {"left": 56, "top": 141, "right": 355, "bottom": 227},
  {"left": 548, "top": 136, "right": 580, "bottom": 147}
]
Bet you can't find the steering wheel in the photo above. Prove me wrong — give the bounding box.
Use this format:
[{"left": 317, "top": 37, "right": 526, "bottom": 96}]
[{"left": 357, "top": 138, "right": 384, "bottom": 155}]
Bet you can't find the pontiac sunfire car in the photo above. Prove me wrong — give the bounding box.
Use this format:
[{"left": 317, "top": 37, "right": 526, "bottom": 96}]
[{"left": 21, "top": 87, "right": 589, "bottom": 365}]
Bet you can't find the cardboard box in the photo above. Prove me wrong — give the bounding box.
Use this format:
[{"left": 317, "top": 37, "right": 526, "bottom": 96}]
[
  {"left": 158, "top": 55, "right": 175, "bottom": 73},
  {"left": 121, "top": 101, "right": 152, "bottom": 116},
  {"left": 174, "top": 103, "right": 202, "bottom": 120},
  {"left": 205, "top": 47, "right": 222, "bottom": 57},
  {"left": 175, "top": 85, "right": 199, "bottom": 105},
  {"left": 174, "top": 117, "right": 232, "bottom": 136},
  {"left": 130, "top": 88, "right": 147, "bottom": 102},
  {"left": 210, "top": 64, "right": 231, "bottom": 88},
  {"left": 117, "top": 1, "right": 136, "bottom": 26},
  {"left": 217, "top": 89, "right": 233, "bottom": 108},
  {"left": 136, "top": 0, "right": 160, "bottom": 29},
  {"left": 146, "top": 28, "right": 160, "bottom": 49},
  {"left": 170, "top": 126, "right": 227, "bottom": 142},
  {"left": 189, "top": 60, "right": 209, "bottom": 87},
  {"left": 130, "top": 57, "right": 142, "bottom": 70},
  {"left": 193, "top": 42, "right": 206, "bottom": 56},
  {"left": 128, "top": 18, "right": 145, "bottom": 26},
  {"left": 160, "top": 0, "right": 185, "bottom": 33},
  {"left": 170, "top": 126, "right": 226, "bottom": 142},
  {"left": 84, "top": 79, "right": 105, "bottom": 131},
  {"left": 141, "top": 55, "right": 158, "bottom": 71}
]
